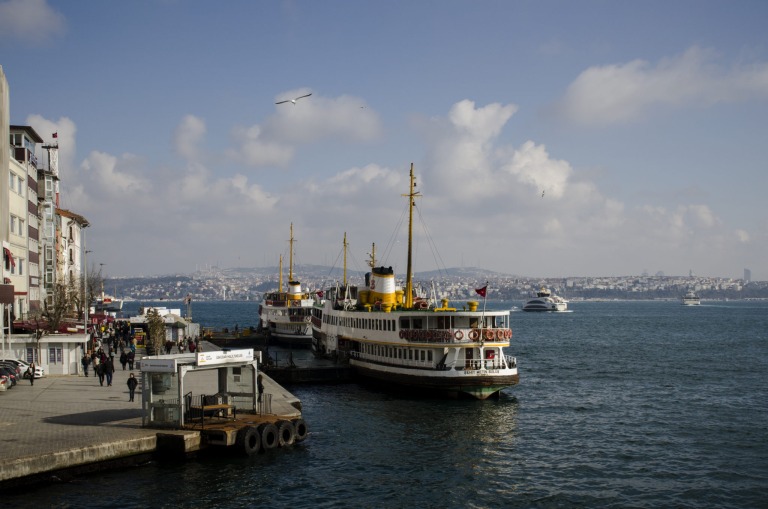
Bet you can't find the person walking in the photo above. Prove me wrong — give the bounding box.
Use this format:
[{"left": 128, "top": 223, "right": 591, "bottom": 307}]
[
  {"left": 105, "top": 356, "right": 115, "bottom": 386},
  {"left": 27, "top": 362, "right": 36, "bottom": 386},
  {"left": 127, "top": 373, "right": 138, "bottom": 402},
  {"left": 120, "top": 351, "right": 128, "bottom": 370},
  {"left": 95, "top": 361, "right": 105, "bottom": 386},
  {"left": 82, "top": 353, "right": 90, "bottom": 377},
  {"left": 127, "top": 351, "right": 135, "bottom": 370}
]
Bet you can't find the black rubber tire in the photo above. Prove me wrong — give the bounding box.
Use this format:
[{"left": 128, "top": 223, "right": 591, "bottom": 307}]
[
  {"left": 259, "top": 423, "right": 279, "bottom": 450},
  {"left": 292, "top": 418, "right": 309, "bottom": 442},
  {"left": 276, "top": 420, "right": 296, "bottom": 447},
  {"left": 236, "top": 426, "right": 261, "bottom": 456}
]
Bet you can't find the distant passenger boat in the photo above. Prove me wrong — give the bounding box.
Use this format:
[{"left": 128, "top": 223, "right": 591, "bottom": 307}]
[
  {"left": 95, "top": 294, "right": 123, "bottom": 313},
  {"left": 522, "top": 287, "right": 568, "bottom": 312},
  {"left": 681, "top": 290, "right": 701, "bottom": 306},
  {"left": 310, "top": 164, "right": 519, "bottom": 400}
]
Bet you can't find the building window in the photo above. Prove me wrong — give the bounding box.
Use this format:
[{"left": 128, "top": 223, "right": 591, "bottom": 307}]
[
  {"left": 48, "top": 348, "right": 63, "bottom": 364},
  {"left": 26, "top": 347, "right": 38, "bottom": 364},
  {"left": 18, "top": 259, "right": 24, "bottom": 276},
  {"left": 10, "top": 215, "right": 16, "bottom": 233}
]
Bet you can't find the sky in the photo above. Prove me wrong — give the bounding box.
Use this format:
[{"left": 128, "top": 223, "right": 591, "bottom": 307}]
[{"left": 1, "top": 0, "right": 767, "bottom": 280}]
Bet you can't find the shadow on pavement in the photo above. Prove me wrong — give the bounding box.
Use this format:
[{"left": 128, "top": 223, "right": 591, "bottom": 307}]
[{"left": 44, "top": 409, "right": 143, "bottom": 426}]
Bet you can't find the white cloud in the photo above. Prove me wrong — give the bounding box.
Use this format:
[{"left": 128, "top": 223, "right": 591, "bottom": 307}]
[
  {"left": 174, "top": 115, "right": 206, "bottom": 161},
  {"left": 558, "top": 46, "right": 768, "bottom": 126},
  {"left": 0, "top": 0, "right": 66, "bottom": 43},
  {"left": 30, "top": 97, "right": 758, "bottom": 278},
  {"left": 80, "top": 151, "right": 149, "bottom": 194},
  {"left": 499, "top": 141, "right": 572, "bottom": 199},
  {"left": 227, "top": 125, "right": 294, "bottom": 167}
]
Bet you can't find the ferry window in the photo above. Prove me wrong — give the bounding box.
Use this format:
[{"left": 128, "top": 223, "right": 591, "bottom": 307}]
[
  {"left": 428, "top": 351, "right": 433, "bottom": 361},
  {"left": 420, "top": 351, "right": 425, "bottom": 362},
  {"left": 399, "top": 317, "right": 409, "bottom": 329},
  {"left": 409, "top": 350, "right": 413, "bottom": 360},
  {"left": 470, "top": 317, "right": 478, "bottom": 328},
  {"left": 413, "top": 318, "right": 423, "bottom": 330}
]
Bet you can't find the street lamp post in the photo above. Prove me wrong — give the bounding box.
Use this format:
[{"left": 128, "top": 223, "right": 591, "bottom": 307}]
[{"left": 84, "top": 248, "right": 92, "bottom": 355}]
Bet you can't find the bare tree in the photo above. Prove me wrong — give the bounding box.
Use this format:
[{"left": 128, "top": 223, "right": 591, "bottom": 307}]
[{"left": 147, "top": 308, "right": 166, "bottom": 356}]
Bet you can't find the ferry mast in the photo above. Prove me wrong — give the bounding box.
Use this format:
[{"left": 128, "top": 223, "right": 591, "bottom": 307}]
[{"left": 403, "top": 163, "right": 420, "bottom": 309}]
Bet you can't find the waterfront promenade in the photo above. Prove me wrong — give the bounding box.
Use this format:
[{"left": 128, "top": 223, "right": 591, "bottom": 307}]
[{"left": 0, "top": 343, "right": 299, "bottom": 488}]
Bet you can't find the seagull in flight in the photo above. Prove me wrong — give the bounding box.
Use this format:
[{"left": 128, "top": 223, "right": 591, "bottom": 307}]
[{"left": 276, "top": 93, "right": 312, "bottom": 105}]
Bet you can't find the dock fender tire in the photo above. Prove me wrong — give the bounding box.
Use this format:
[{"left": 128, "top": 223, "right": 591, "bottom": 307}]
[
  {"left": 277, "top": 419, "right": 296, "bottom": 447},
  {"left": 236, "top": 426, "right": 261, "bottom": 456},
  {"left": 292, "top": 418, "right": 309, "bottom": 442},
  {"left": 259, "top": 423, "right": 279, "bottom": 450}
]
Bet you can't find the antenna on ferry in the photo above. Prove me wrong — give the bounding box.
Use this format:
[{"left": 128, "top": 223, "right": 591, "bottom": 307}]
[
  {"left": 278, "top": 255, "right": 283, "bottom": 293},
  {"left": 289, "top": 223, "right": 295, "bottom": 281},
  {"left": 343, "top": 232, "right": 348, "bottom": 287},
  {"left": 402, "top": 163, "right": 421, "bottom": 309},
  {"left": 367, "top": 242, "right": 376, "bottom": 269}
]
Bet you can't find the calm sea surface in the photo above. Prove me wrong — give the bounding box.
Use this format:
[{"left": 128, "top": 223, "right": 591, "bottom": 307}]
[{"left": 10, "top": 300, "right": 768, "bottom": 508}]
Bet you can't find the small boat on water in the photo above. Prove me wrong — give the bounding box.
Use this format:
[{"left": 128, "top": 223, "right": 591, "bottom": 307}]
[
  {"left": 522, "top": 287, "right": 568, "bottom": 312},
  {"left": 258, "top": 224, "right": 319, "bottom": 348},
  {"left": 681, "top": 290, "right": 701, "bottom": 306},
  {"left": 93, "top": 281, "right": 123, "bottom": 313},
  {"left": 311, "top": 164, "right": 519, "bottom": 400}
]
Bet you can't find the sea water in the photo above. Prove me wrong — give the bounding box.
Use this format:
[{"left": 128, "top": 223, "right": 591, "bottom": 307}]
[{"left": 8, "top": 300, "right": 768, "bottom": 508}]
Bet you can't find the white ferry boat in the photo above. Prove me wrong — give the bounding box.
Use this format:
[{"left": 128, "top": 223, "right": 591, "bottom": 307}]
[
  {"left": 522, "top": 287, "right": 568, "bottom": 312},
  {"left": 258, "top": 224, "right": 318, "bottom": 347},
  {"left": 681, "top": 290, "right": 700, "bottom": 306},
  {"left": 311, "top": 164, "right": 519, "bottom": 400}
]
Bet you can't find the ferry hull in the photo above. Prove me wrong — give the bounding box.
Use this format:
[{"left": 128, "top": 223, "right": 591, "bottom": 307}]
[{"left": 350, "top": 360, "right": 519, "bottom": 400}]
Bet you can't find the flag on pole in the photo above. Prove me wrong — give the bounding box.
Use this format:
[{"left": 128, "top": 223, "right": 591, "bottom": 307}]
[
  {"left": 52, "top": 132, "right": 58, "bottom": 138},
  {"left": 475, "top": 285, "right": 487, "bottom": 298}
]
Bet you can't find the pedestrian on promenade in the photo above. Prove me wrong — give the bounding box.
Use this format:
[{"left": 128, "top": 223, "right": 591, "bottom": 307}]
[
  {"left": 127, "top": 351, "right": 135, "bottom": 370},
  {"left": 127, "top": 373, "right": 138, "bottom": 402},
  {"left": 82, "top": 353, "right": 90, "bottom": 377},
  {"left": 257, "top": 374, "right": 264, "bottom": 403},
  {"left": 120, "top": 351, "right": 127, "bottom": 370},
  {"left": 27, "top": 362, "right": 36, "bottom": 386},
  {"left": 105, "top": 357, "right": 115, "bottom": 386},
  {"left": 95, "top": 362, "right": 105, "bottom": 386}
]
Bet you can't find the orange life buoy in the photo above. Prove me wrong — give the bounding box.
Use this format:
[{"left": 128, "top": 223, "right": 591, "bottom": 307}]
[
  {"left": 505, "top": 329, "right": 512, "bottom": 339},
  {"left": 485, "top": 329, "right": 494, "bottom": 341},
  {"left": 496, "top": 329, "right": 505, "bottom": 340},
  {"left": 469, "top": 329, "right": 479, "bottom": 341},
  {"left": 454, "top": 330, "right": 464, "bottom": 341}
]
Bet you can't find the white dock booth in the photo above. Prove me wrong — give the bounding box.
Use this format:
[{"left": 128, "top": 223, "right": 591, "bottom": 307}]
[{"left": 139, "top": 348, "right": 262, "bottom": 428}]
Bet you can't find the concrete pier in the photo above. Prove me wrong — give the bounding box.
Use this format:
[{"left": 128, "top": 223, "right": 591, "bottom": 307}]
[{"left": 0, "top": 345, "right": 300, "bottom": 489}]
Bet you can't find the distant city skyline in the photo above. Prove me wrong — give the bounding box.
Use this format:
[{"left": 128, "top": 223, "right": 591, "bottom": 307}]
[{"left": 2, "top": 1, "right": 766, "bottom": 280}]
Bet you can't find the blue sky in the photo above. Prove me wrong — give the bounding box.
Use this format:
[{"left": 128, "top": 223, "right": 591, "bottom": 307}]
[{"left": 2, "top": 0, "right": 766, "bottom": 280}]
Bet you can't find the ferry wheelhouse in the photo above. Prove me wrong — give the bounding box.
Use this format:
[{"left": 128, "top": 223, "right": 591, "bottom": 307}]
[{"left": 311, "top": 165, "right": 519, "bottom": 399}]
